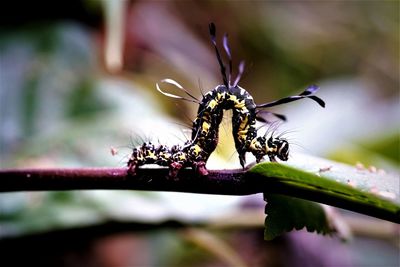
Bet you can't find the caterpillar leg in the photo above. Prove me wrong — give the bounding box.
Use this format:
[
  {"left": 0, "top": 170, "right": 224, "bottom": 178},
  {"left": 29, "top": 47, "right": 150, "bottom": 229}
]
[
  {"left": 168, "top": 162, "right": 183, "bottom": 180},
  {"left": 127, "top": 161, "right": 138, "bottom": 176},
  {"left": 268, "top": 155, "right": 277, "bottom": 162},
  {"left": 127, "top": 155, "right": 143, "bottom": 176},
  {"left": 239, "top": 154, "right": 246, "bottom": 169},
  {"left": 127, "top": 146, "right": 144, "bottom": 176},
  {"left": 169, "top": 161, "right": 208, "bottom": 179},
  {"left": 193, "top": 161, "right": 208, "bottom": 176}
]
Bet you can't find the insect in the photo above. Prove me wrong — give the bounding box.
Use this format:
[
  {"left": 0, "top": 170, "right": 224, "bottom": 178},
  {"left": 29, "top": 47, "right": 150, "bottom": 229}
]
[{"left": 127, "top": 23, "right": 325, "bottom": 178}]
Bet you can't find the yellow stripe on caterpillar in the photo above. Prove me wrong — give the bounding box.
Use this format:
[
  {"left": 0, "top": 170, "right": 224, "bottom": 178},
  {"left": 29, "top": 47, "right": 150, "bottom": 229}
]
[
  {"left": 217, "top": 92, "right": 225, "bottom": 101},
  {"left": 267, "top": 145, "right": 277, "bottom": 154},
  {"left": 239, "top": 116, "right": 249, "bottom": 130},
  {"left": 208, "top": 99, "right": 218, "bottom": 110},
  {"left": 147, "top": 150, "right": 157, "bottom": 160},
  {"left": 192, "top": 144, "right": 202, "bottom": 155},
  {"left": 202, "top": 121, "right": 211, "bottom": 133},
  {"left": 178, "top": 153, "right": 187, "bottom": 161},
  {"left": 234, "top": 99, "right": 246, "bottom": 109}
]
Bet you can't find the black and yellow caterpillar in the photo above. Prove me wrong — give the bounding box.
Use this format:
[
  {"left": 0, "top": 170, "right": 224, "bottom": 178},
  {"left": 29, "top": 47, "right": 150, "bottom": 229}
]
[{"left": 128, "top": 23, "right": 325, "bottom": 177}]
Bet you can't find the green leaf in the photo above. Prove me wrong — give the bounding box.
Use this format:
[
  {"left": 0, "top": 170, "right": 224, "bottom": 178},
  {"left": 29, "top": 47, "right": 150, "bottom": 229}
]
[
  {"left": 250, "top": 154, "right": 400, "bottom": 224},
  {"left": 264, "top": 194, "right": 332, "bottom": 240}
]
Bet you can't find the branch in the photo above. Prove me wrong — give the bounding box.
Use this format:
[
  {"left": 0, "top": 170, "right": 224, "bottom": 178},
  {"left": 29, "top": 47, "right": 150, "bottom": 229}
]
[
  {"left": 0, "top": 168, "right": 252, "bottom": 194},
  {"left": 0, "top": 167, "right": 399, "bottom": 223}
]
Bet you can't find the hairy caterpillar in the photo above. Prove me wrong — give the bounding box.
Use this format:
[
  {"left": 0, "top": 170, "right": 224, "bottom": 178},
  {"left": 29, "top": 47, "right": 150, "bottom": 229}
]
[{"left": 127, "top": 23, "right": 325, "bottom": 177}]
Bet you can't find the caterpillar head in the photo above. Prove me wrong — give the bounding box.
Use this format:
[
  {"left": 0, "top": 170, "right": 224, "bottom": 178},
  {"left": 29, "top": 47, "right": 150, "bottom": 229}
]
[
  {"left": 250, "top": 136, "right": 290, "bottom": 163},
  {"left": 267, "top": 137, "right": 289, "bottom": 161}
]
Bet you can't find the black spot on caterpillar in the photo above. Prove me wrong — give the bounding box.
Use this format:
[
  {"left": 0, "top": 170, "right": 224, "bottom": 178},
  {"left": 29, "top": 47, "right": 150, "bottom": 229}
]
[{"left": 127, "top": 23, "right": 325, "bottom": 178}]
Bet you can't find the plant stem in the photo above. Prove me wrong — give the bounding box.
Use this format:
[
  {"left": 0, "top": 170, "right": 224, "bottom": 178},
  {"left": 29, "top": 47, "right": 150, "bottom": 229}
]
[
  {"left": 0, "top": 168, "right": 252, "bottom": 194},
  {"left": 0, "top": 167, "right": 398, "bottom": 223}
]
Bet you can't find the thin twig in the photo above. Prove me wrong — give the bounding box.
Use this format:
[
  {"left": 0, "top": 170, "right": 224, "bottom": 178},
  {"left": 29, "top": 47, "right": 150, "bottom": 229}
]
[
  {"left": 0, "top": 168, "right": 252, "bottom": 194},
  {"left": 0, "top": 167, "right": 399, "bottom": 223}
]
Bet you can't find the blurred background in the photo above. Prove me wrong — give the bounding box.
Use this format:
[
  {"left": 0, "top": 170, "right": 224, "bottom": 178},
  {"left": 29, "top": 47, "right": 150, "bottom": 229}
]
[{"left": 0, "top": 1, "right": 399, "bottom": 266}]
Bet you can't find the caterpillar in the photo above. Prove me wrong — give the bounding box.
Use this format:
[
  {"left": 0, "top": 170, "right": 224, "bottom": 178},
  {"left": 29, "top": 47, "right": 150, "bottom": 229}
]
[{"left": 127, "top": 23, "right": 325, "bottom": 178}]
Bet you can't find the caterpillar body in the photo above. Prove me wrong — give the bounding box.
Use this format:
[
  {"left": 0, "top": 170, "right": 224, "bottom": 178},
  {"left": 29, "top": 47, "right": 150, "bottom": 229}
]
[{"left": 127, "top": 23, "right": 325, "bottom": 178}]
